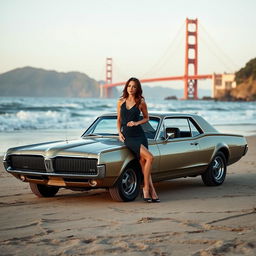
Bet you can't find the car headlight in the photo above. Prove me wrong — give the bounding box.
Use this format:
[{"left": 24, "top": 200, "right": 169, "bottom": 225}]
[
  {"left": 3, "top": 153, "right": 8, "bottom": 161},
  {"left": 97, "top": 165, "right": 106, "bottom": 177}
]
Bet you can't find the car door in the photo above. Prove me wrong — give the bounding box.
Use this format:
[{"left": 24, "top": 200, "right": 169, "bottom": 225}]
[{"left": 155, "top": 117, "right": 205, "bottom": 181}]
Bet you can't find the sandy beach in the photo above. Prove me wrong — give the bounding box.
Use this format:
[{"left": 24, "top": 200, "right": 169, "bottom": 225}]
[{"left": 0, "top": 136, "right": 255, "bottom": 256}]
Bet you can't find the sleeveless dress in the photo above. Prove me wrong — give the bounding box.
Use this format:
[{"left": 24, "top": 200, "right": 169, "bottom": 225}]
[{"left": 120, "top": 101, "right": 148, "bottom": 159}]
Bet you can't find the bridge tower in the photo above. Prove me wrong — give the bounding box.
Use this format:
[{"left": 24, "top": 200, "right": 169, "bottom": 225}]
[
  {"left": 184, "top": 18, "right": 198, "bottom": 99},
  {"left": 105, "top": 57, "right": 113, "bottom": 98}
]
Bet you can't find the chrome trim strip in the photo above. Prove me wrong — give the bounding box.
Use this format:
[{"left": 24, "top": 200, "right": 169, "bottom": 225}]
[
  {"left": 148, "top": 115, "right": 162, "bottom": 140},
  {"left": 6, "top": 164, "right": 106, "bottom": 179},
  {"left": 6, "top": 154, "right": 98, "bottom": 160},
  {"left": 155, "top": 116, "right": 164, "bottom": 140}
]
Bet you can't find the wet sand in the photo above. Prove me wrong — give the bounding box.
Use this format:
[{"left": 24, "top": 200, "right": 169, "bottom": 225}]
[{"left": 0, "top": 136, "right": 255, "bottom": 256}]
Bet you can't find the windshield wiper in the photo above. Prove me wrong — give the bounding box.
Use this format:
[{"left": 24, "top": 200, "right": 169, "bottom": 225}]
[
  {"left": 83, "top": 134, "right": 98, "bottom": 137},
  {"left": 83, "top": 134, "right": 119, "bottom": 138}
]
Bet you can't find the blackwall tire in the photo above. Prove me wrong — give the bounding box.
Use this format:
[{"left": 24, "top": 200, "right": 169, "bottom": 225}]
[
  {"left": 201, "top": 151, "right": 227, "bottom": 186},
  {"left": 29, "top": 183, "right": 59, "bottom": 197},
  {"left": 109, "top": 166, "right": 141, "bottom": 202}
]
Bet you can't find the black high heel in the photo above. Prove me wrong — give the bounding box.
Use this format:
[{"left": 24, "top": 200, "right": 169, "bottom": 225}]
[
  {"left": 141, "top": 191, "right": 152, "bottom": 203},
  {"left": 152, "top": 197, "right": 160, "bottom": 203},
  {"left": 150, "top": 190, "right": 160, "bottom": 203}
]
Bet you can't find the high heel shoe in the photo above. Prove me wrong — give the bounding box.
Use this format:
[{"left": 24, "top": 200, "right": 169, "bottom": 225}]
[
  {"left": 152, "top": 197, "right": 160, "bottom": 203},
  {"left": 141, "top": 191, "right": 152, "bottom": 203},
  {"left": 149, "top": 189, "right": 160, "bottom": 203}
]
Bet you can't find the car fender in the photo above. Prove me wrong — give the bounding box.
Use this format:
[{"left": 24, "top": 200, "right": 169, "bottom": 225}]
[
  {"left": 211, "top": 142, "right": 230, "bottom": 163},
  {"left": 112, "top": 157, "right": 141, "bottom": 186}
]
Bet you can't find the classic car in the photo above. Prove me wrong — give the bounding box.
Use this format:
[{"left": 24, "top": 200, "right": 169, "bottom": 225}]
[{"left": 3, "top": 113, "right": 248, "bottom": 202}]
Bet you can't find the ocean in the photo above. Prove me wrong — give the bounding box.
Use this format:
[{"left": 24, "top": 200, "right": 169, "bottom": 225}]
[{"left": 0, "top": 97, "right": 255, "bottom": 155}]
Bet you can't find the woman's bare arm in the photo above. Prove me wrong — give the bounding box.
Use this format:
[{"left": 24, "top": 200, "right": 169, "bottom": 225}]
[{"left": 117, "top": 99, "right": 125, "bottom": 142}]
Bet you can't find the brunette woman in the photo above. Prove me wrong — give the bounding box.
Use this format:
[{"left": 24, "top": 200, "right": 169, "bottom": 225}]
[{"left": 117, "top": 77, "right": 160, "bottom": 203}]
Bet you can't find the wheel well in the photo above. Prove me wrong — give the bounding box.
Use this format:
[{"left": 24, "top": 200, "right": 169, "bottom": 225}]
[
  {"left": 113, "top": 159, "right": 142, "bottom": 186},
  {"left": 218, "top": 147, "right": 229, "bottom": 162},
  {"left": 128, "top": 159, "right": 142, "bottom": 171},
  {"left": 127, "top": 159, "right": 143, "bottom": 181}
]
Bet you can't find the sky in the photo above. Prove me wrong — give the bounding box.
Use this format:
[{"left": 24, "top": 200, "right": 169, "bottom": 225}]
[{"left": 1, "top": 0, "right": 256, "bottom": 90}]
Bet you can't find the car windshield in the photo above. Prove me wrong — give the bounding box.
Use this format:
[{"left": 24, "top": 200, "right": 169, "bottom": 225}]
[{"left": 83, "top": 116, "right": 160, "bottom": 139}]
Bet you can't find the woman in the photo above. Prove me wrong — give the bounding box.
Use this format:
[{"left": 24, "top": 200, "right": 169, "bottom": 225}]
[{"left": 117, "top": 77, "right": 160, "bottom": 203}]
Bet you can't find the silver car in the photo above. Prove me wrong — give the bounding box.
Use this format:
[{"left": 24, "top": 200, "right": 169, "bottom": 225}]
[{"left": 3, "top": 113, "right": 248, "bottom": 201}]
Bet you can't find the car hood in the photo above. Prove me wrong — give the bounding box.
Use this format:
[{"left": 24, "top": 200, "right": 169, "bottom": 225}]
[{"left": 7, "top": 136, "right": 124, "bottom": 158}]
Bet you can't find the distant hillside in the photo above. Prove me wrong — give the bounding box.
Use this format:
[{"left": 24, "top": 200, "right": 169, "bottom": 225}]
[
  {"left": 0, "top": 67, "right": 102, "bottom": 97},
  {"left": 115, "top": 85, "right": 184, "bottom": 99},
  {"left": 142, "top": 85, "right": 183, "bottom": 99},
  {"left": 116, "top": 85, "right": 211, "bottom": 99},
  {"left": 0, "top": 66, "right": 211, "bottom": 99},
  {"left": 231, "top": 58, "right": 256, "bottom": 101}
]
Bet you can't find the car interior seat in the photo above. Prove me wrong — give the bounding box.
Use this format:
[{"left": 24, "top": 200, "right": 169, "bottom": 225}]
[{"left": 166, "top": 127, "right": 181, "bottom": 138}]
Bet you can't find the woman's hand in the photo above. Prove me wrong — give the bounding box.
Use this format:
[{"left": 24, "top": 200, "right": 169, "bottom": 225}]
[
  {"left": 127, "top": 121, "right": 138, "bottom": 127},
  {"left": 118, "top": 132, "right": 125, "bottom": 142}
]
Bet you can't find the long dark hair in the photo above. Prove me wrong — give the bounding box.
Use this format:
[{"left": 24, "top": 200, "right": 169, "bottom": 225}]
[{"left": 121, "top": 77, "right": 144, "bottom": 106}]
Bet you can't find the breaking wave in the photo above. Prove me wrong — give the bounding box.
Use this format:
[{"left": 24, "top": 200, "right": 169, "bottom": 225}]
[{"left": 0, "top": 97, "right": 255, "bottom": 132}]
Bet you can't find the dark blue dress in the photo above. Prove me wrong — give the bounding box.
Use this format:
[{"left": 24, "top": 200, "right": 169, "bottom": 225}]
[{"left": 121, "top": 101, "right": 148, "bottom": 159}]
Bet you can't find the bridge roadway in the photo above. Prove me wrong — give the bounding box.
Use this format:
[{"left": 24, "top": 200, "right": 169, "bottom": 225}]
[{"left": 103, "top": 74, "right": 213, "bottom": 88}]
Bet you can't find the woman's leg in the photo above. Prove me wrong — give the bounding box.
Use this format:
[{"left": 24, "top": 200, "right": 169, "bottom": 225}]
[
  {"left": 140, "top": 145, "right": 156, "bottom": 198},
  {"left": 139, "top": 158, "right": 146, "bottom": 178},
  {"left": 139, "top": 157, "right": 147, "bottom": 194},
  {"left": 149, "top": 175, "right": 158, "bottom": 199}
]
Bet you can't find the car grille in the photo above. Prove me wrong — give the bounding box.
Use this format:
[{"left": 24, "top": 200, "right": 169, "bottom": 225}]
[
  {"left": 9, "top": 155, "right": 46, "bottom": 172},
  {"left": 54, "top": 157, "right": 98, "bottom": 175}
]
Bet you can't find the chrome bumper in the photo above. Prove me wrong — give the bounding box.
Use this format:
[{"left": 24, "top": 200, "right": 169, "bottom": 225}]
[{"left": 4, "top": 162, "right": 106, "bottom": 179}]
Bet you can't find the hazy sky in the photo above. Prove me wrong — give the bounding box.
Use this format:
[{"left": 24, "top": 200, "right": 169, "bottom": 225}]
[{"left": 1, "top": 0, "right": 256, "bottom": 88}]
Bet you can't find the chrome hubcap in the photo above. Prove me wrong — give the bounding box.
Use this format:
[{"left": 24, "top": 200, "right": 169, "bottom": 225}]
[
  {"left": 121, "top": 168, "right": 137, "bottom": 196},
  {"left": 212, "top": 156, "right": 224, "bottom": 181}
]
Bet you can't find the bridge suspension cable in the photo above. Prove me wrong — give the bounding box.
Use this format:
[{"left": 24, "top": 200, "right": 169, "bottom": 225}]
[
  {"left": 199, "top": 22, "right": 239, "bottom": 72},
  {"left": 102, "top": 18, "right": 227, "bottom": 100},
  {"left": 114, "top": 62, "right": 130, "bottom": 82},
  {"left": 141, "top": 21, "right": 185, "bottom": 78}
]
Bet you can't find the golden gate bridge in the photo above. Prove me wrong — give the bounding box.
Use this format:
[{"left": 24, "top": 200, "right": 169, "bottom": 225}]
[{"left": 102, "top": 18, "right": 233, "bottom": 100}]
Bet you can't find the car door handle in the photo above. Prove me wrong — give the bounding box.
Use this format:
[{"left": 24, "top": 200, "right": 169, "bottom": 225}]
[{"left": 190, "top": 142, "right": 198, "bottom": 145}]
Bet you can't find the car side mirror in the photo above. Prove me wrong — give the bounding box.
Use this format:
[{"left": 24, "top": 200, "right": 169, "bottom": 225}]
[
  {"left": 165, "top": 129, "right": 175, "bottom": 141},
  {"left": 165, "top": 127, "right": 180, "bottom": 140}
]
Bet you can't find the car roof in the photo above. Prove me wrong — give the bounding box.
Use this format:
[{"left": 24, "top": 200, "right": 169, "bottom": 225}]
[
  {"left": 101, "top": 112, "right": 200, "bottom": 119},
  {"left": 100, "top": 112, "right": 218, "bottom": 133}
]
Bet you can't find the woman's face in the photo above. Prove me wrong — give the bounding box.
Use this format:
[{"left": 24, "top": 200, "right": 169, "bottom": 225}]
[{"left": 127, "top": 81, "right": 137, "bottom": 96}]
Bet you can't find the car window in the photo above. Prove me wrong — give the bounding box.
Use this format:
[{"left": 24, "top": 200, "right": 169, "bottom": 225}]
[
  {"left": 83, "top": 116, "right": 160, "bottom": 139},
  {"left": 189, "top": 119, "right": 201, "bottom": 137},
  {"left": 162, "top": 118, "right": 191, "bottom": 138},
  {"left": 160, "top": 117, "right": 202, "bottom": 139},
  {"left": 141, "top": 118, "right": 160, "bottom": 139},
  {"left": 92, "top": 118, "right": 117, "bottom": 135}
]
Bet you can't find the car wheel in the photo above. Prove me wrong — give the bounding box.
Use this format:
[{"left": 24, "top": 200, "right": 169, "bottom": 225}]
[
  {"left": 201, "top": 151, "right": 227, "bottom": 186},
  {"left": 29, "top": 183, "right": 59, "bottom": 197},
  {"left": 109, "top": 166, "right": 141, "bottom": 202}
]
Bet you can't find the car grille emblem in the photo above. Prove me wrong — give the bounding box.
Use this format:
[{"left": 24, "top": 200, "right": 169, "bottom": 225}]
[{"left": 44, "top": 158, "right": 52, "bottom": 172}]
